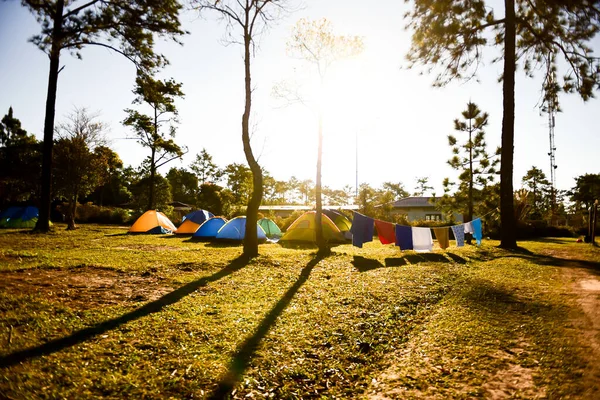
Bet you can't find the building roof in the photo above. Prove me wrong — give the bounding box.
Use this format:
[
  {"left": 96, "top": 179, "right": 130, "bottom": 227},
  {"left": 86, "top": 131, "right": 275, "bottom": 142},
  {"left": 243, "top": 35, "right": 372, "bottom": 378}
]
[
  {"left": 389, "top": 196, "right": 437, "bottom": 208},
  {"left": 169, "top": 201, "right": 193, "bottom": 210}
]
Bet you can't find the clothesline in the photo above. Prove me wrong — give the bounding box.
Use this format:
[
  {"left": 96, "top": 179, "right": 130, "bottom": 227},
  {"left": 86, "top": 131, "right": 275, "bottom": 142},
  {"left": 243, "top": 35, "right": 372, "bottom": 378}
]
[{"left": 349, "top": 210, "right": 498, "bottom": 252}]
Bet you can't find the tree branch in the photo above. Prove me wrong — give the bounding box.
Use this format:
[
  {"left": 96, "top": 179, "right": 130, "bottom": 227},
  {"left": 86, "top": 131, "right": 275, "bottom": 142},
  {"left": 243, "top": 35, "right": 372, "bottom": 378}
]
[
  {"left": 66, "top": 41, "right": 142, "bottom": 70},
  {"left": 62, "top": 0, "right": 103, "bottom": 19}
]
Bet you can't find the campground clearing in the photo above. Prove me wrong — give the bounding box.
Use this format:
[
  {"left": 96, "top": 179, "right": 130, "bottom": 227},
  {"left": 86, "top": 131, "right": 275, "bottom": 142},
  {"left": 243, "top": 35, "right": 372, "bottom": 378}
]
[{"left": 0, "top": 225, "right": 599, "bottom": 399}]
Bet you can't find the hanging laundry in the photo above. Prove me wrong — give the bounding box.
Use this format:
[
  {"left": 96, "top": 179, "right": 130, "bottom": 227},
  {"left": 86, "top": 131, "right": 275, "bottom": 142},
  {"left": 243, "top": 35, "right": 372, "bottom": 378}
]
[
  {"left": 472, "top": 218, "right": 483, "bottom": 245},
  {"left": 412, "top": 227, "right": 433, "bottom": 253},
  {"left": 395, "top": 225, "right": 413, "bottom": 250},
  {"left": 451, "top": 224, "right": 465, "bottom": 247},
  {"left": 350, "top": 212, "right": 374, "bottom": 248},
  {"left": 432, "top": 227, "right": 450, "bottom": 250},
  {"left": 464, "top": 221, "right": 474, "bottom": 234},
  {"left": 374, "top": 219, "right": 396, "bottom": 244}
]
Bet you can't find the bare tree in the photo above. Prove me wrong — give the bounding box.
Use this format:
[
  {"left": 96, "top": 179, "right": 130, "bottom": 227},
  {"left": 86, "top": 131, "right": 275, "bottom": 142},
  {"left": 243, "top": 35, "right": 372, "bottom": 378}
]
[
  {"left": 192, "top": 0, "right": 296, "bottom": 258},
  {"left": 53, "top": 107, "right": 110, "bottom": 230},
  {"left": 282, "top": 18, "right": 363, "bottom": 252}
]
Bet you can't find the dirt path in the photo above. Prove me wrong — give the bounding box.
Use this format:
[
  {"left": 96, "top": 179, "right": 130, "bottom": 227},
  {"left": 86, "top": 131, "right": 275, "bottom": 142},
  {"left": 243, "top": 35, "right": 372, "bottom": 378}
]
[
  {"left": 367, "top": 252, "right": 600, "bottom": 399},
  {"left": 559, "top": 263, "right": 600, "bottom": 399}
]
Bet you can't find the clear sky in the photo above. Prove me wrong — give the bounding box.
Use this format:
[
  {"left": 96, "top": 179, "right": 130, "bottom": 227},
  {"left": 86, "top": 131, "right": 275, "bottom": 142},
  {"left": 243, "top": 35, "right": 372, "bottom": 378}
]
[{"left": 0, "top": 0, "right": 598, "bottom": 197}]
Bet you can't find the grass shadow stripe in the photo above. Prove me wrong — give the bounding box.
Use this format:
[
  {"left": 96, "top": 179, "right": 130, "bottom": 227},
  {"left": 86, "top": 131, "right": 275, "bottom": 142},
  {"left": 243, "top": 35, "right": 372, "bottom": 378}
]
[
  {"left": 0, "top": 255, "right": 249, "bottom": 368},
  {"left": 208, "top": 254, "right": 324, "bottom": 399}
]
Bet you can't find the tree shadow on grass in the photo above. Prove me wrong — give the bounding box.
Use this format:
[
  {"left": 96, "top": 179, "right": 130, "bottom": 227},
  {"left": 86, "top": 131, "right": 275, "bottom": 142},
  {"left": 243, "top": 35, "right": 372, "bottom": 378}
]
[
  {"left": 461, "top": 278, "right": 553, "bottom": 315},
  {"left": 353, "top": 252, "right": 467, "bottom": 272},
  {"left": 207, "top": 253, "right": 325, "bottom": 400},
  {"left": 521, "top": 237, "right": 576, "bottom": 245},
  {"left": 0, "top": 255, "right": 251, "bottom": 369},
  {"left": 507, "top": 253, "right": 600, "bottom": 276},
  {"left": 353, "top": 256, "right": 386, "bottom": 272}
]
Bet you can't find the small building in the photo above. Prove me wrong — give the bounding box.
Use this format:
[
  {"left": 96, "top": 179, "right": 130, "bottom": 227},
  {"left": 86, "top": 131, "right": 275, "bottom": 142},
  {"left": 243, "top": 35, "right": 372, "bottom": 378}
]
[
  {"left": 169, "top": 201, "right": 193, "bottom": 221},
  {"left": 379, "top": 196, "right": 463, "bottom": 223}
]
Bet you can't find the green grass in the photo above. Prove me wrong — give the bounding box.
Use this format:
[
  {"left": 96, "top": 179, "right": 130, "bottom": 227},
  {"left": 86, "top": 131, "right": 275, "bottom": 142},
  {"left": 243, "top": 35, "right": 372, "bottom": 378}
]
[{"left": 0, "top": 224, "right": 599, "bottom": 399}]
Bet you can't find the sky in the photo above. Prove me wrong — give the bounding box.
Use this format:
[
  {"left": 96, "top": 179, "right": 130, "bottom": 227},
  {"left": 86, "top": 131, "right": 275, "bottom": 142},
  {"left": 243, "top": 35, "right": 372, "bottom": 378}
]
[{"left": 0, "top": 0, "right": 598, "bottom": 198}]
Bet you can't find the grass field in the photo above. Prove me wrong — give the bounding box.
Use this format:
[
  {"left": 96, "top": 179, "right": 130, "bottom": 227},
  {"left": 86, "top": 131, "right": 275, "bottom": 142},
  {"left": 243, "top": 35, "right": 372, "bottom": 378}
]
[{"left": 1, "top": 224, "right": 599, "bottom": 399}]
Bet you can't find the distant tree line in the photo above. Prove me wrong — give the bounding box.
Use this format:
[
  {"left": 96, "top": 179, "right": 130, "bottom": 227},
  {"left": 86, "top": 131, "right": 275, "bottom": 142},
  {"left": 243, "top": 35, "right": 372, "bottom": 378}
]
[{"left": 2, "top": 105, "right": 598, "bottom": 234}]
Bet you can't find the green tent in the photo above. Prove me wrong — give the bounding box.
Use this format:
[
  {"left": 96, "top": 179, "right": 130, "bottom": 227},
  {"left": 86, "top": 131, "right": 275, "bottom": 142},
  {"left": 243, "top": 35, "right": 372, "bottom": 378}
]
[
  {"left": 258, "top": 218, "right": 282, "bottom": 239},
  {"left": 280, "top": 211, "right": 346, "bottom": 243},
  {"left": 323, "top": 209, "right": 352, "bottom": 232}
]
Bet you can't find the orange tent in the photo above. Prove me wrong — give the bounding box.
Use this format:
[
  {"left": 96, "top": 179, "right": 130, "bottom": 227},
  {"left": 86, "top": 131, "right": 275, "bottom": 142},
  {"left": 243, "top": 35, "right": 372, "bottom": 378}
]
[{"left": 129, "top": 210, "right": 177, "bottom": 234}]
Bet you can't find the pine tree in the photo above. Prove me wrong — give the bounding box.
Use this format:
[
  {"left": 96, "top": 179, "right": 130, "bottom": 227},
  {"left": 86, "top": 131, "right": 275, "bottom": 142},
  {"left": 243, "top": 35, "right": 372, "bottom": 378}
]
[
  {"left": 440, "top": 102, "right": 499, "bottom": 234},
  {"left": 23, "top": 0, "right": 185, "bottom": 231},
  {"left": 123, "top": 73, "right": 185, "bottom": 211},
  {"left": 404, "top": 0, "right": 600, "bottom": 249},
  {"left": 521, "top": 166, "right": 552, "bottom": 220}
]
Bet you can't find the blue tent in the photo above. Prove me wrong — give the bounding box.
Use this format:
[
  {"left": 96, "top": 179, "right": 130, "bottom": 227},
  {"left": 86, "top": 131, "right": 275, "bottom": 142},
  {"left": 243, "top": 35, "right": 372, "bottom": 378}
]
[
  {"left": 182, "top": 209, "right": 214, "bottom": 224},
  {"left": 0, "top": 207, "right": 21, "bottom": 221},
  {"left": 215, "top": 216, "right": 267, "bottom": 242},
  {"left": 192, "top": 217, "right": 227, "bottom": 240},
  {"left": 0, "top": 206, "right": 39, "bottom": 228}
]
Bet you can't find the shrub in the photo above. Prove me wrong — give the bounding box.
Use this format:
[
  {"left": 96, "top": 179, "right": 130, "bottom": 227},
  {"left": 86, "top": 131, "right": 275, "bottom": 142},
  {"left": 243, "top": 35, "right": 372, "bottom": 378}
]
[
  {"left": 56, "top": 202, "right": 132, "bottom": 225},
  {"left": 516, "top": 220, "right": 576, "bottom": 239},
  {"left": 411, "top": 219, "right": 453, "bottom": 228}
]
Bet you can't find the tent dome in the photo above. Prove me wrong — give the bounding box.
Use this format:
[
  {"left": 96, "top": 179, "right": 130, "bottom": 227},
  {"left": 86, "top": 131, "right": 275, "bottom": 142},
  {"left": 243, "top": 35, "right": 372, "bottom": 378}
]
[
  {"left": 182, "top": 209, "right": 214, "bottom": 224},
  {"left": 192, "top": 217, "right": 227, "bottom": 239},
  {"left": 258, "top": 218, "right": 282, "bottom": 239},
  {"left": 215, "top": 216, "right": 267, "bottom": 242},
  {"left": 280, "top": 211, "right": 346, "bottom": 243},
  {"left": 0, "top": 206, "right": 39, "bottom": 228},
  {"left": 129, "top": 210, "right": 176, "bottom": 234},
  {"left": 322, "top": 209, "right": 352, "bottom": 232}
]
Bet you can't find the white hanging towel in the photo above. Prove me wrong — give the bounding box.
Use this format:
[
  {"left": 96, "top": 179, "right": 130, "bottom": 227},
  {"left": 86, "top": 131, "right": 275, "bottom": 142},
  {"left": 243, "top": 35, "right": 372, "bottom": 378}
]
[
  {"left": 412, "top": 227, "right": 433, "bottom": 252},
  {"left": 464, "top": 221, "right": 474, "bottom": 234}
]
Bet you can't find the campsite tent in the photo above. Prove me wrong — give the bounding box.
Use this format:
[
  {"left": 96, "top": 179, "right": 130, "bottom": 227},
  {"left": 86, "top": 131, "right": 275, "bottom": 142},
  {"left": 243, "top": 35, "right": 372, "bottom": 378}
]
[
  {"left": 175, "top": 209, "right": 214, "bottom": 234},
  {"left": 215, "top": 216, "right": 267, "bottom": 242},
  {"left": 280, "top": 211, "right": 346, "bottom": 243},
  {"left": 0, "top": 207, "right": 21, "bottom": 227},
  {"left": 128, "top": 210, "right": 177, "bottom": 234},
  {"left": 258, "top": 218, "right": 282, "bottom": 239},
  {"left": 192, "top": 217, "right": 227, "bottom": 240},
  {"left": 322, "top": 209, "right": 352, "bottom": 232},
  {"left": 0, "top": 206, "right": 39, "bottom": 228}
]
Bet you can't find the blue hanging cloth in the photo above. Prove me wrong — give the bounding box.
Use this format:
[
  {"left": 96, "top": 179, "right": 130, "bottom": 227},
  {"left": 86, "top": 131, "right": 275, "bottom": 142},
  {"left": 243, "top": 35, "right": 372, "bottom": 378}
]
[
  {"left": 472, "top": 218, "right": 483, "bottom": 245},
  {"left": 394, "top": 225, "right": 413, "bottom": 251},
  {"left": 451, "top": 224, "right": 465, "bottom": 247},
  {"left": 350, "top": 212, "right": 374, "bottom": 248}
]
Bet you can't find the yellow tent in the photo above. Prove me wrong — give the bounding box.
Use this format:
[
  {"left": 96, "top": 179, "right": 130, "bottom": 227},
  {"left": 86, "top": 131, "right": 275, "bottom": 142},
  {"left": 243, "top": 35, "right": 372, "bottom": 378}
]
[
  {"left": 280, "top": 211, "right": 346, "bottom": 243},
  {"left": 129, "top": 210, "right": 177, "bottom": 234}
]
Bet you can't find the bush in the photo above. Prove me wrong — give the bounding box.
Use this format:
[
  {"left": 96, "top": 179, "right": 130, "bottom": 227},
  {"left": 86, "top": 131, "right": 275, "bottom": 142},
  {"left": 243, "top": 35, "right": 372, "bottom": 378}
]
[
  {"left": 57, "top": 202, "right": 132, "bottom": 225},
  {"left": 516, "top": 220, "right": 576, "bottom": 239},
  {"left": 411, "top": 219, "right": 454, "bottom": 228}
]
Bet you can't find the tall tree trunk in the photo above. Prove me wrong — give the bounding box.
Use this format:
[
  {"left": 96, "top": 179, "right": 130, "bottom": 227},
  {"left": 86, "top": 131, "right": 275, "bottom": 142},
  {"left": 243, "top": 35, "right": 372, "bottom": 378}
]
[
  {"left": 66, "top": 194, "right": 77, "bottom": 230},
  {"left": 500, "top": 0, "right": 518, "bottom": 249},
  {"left": 35, "top": 0, "right": 65, "bottom": 232},
  {"left": 148, "top": 146, "right": 156, "bottom": 210},
  {"left": 467, "top": 119, "right": 474, "bottom": 244},
  {"left": 315, "top": 108, "right": 325, "bottom": 251},
  {"left": 242, "top": 29, "right": 262, "bottom": 259},
  {"left": 148, "top": 108, "right": 158, "bottom": 211}
]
